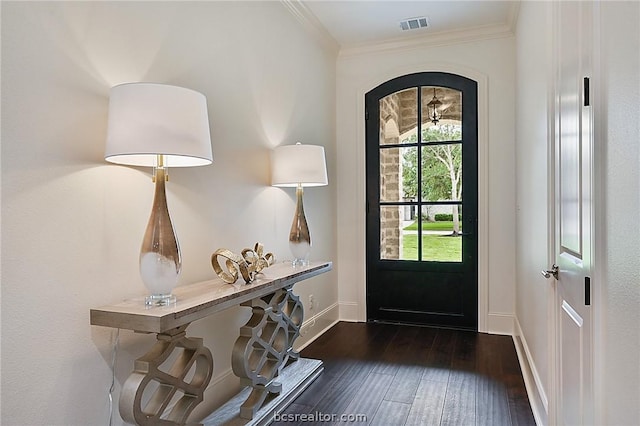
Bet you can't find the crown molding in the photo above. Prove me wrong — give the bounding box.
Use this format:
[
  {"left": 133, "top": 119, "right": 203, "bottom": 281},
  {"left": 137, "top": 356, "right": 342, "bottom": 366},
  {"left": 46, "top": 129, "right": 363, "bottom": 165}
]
[
  {"left": 507, "top": 1, "right": 521, "bottom": 34},
  {"left": 281, "top": 0, "right": 520, "bottom": 59},
  {"left": 280, "top": 0, "right": 340, "bottom": 56},
  {"left": 339, "top": 20, "right": 516, "bottom": 58}
]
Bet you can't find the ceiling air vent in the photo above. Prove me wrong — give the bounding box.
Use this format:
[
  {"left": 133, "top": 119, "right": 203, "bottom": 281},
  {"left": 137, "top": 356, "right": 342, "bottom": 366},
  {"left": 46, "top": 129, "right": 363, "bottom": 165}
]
[{"left": 400, "top": 17, "right": 429, "bottom": 31}]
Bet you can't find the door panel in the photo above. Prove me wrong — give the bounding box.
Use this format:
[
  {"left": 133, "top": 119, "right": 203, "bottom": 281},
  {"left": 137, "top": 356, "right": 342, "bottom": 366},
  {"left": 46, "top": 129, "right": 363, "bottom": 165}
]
[
  {"left": 554, "top": 1, "right": 593, "bottom": 424},
  {"left": 560, "top": 301, "right": 584, "bottom": 425},
  {"left": 366, "top": 72, "right": 478, "bottom": 329}
]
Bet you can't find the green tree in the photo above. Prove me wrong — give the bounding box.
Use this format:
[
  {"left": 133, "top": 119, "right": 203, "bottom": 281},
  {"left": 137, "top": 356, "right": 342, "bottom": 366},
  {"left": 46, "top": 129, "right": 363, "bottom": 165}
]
[{"left": 402, "top": 124, "right": 462, "bottom": 234}]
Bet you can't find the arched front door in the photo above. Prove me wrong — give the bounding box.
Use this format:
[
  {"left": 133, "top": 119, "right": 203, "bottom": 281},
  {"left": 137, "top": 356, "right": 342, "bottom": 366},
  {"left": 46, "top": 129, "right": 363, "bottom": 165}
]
[{"left": 365, "top": 72, "right": 478, "bottom": 330}]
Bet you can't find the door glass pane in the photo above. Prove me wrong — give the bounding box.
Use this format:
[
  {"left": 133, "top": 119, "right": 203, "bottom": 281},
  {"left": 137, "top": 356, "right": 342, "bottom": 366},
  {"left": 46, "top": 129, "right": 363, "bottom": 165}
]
[
  {"left": 380, "top": 206, "right": 413, "bottom": 260},
  {"left": 379, "top": 88, "right": 418, "bottom": 145},
  {"left": 380, "top": 146, "right": 416, "bottom": 202},
  {"left": 421, "top": 144, "right": 462, "bottom": 202},
  {"left": 420, "top": 204, "right": 462, "bottom": 262},
  {"left": 421, "top": 86, "right": 462, "bottom": 141}
]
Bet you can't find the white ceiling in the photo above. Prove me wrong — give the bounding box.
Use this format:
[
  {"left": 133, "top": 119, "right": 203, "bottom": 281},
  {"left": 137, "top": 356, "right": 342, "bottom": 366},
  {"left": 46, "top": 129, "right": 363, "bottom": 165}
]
[{"left": 302, "top": 1, "right": 517, "bottom": 49}]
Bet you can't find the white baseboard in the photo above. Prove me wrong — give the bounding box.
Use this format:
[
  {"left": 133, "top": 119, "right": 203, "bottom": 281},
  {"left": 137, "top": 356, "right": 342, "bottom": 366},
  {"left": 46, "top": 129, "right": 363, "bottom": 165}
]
[
  {"left": 514, "top": 317, "right": 548, "bottom": 426},
  {"left": 486, "top": 312, "right": 515, "bottom": 335},
  {"left": 296, "top": 302, "right": 339, "bottom": 351},
  {"left": 338, "top": 301, "right": 360, "bottom": 322}
]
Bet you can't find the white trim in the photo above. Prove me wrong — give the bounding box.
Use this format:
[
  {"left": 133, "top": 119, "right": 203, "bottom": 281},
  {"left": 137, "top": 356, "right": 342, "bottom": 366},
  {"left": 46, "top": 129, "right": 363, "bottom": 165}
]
[
  {"left": 211, "top": 367, "right": 235, "bottom": 387},
  {"left": 486, "top": 312, "right": 514, "bottom": 335},
  {"left": 339, "top": 10, "right": 520, "bottom": 59},
  {"left": 547, "top": 2, "right": 560, "bottom": 423},
  {"left": 280, "top": 0, "right": 339, "bottom": 55},
  {"left": 338, "top": 301, "right": 360, "bottom": 322},
  {"left": 590, "top": 2, "right": 605, "bottom": 424},
  {"left": 507, "top": 1, "right": 521, "bottom": 34},
  {"left": 339, "top": 24, "right": 513, "bottom": 58},
  {"left": 296, "top": 302, "right": 340, "bottom": 351},
  {"left": 283, "top": 0, "right": 519, "bottom": 60},
  {"left": 514, "top": 316, "right": 550, "bottom": 426},
  {"left": 477, "top": 72, "right": 490, "bottom": 333},
  {"left": 347, "top": 62, "right": 490, "bottom": 330}
]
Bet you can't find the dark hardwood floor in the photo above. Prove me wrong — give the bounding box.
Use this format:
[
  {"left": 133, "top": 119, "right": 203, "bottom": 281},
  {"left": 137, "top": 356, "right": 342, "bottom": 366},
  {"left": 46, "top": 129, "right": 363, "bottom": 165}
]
[{"left": 274, "top": 322, "right": 536, "bottom": 426}]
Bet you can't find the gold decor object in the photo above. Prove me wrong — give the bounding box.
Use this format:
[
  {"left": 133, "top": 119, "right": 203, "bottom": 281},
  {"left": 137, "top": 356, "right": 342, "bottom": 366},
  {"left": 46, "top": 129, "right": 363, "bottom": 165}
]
[{"left": 211, "top": 243, "right": 275, "bottom": 284}]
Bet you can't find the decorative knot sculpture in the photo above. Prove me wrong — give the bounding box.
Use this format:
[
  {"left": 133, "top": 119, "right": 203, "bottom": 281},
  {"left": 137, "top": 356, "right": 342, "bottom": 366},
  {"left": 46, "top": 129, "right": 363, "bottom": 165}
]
[{"left": 211, "top": 243, "right": 275, "bottom": 284}]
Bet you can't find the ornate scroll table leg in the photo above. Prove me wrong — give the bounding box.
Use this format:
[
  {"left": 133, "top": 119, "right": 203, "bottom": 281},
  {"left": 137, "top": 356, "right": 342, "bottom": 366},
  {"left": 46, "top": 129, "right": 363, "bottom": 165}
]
[
  {"left": 280, "top": 286, "right": 304, "bottom": 366},
  {"left": 119, "top": 325, "right": 214, "bottom": 425},
  {"left": 232, "top": 286, "right": 305, "bottom": 420}
]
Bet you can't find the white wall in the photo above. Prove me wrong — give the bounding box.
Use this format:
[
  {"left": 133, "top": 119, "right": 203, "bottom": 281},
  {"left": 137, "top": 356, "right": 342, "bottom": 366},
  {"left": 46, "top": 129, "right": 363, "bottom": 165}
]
[
  {"left": 598, "top": 2, "right": 640, "bottom": 423},
  {"left": 514, "top": 1, "right": 552, "bottom": 423},
  {"left": 335, "top": 36, "right": 517, "bottom": 333},
  {"left": 0, "top": 2, "right": 337, "bottom": 424}
]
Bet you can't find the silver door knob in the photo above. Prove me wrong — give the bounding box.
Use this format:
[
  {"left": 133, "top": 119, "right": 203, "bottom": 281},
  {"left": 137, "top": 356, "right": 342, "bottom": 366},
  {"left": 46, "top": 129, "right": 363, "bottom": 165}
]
[{"left": 541, "top": 264, "right": 559, "bottom": 279}]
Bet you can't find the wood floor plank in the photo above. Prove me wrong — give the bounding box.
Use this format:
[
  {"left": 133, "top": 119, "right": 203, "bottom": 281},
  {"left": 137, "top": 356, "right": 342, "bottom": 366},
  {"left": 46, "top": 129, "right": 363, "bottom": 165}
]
[
  {"left": 370, "top": 400, "right": 411, "bottom": 426},
  {"left": 476, "top": 375, "right": 512, "bottom": 426},
  {"left": 271, "top": 402, "right": 312, "bottom": 426},
  {"left": 410, "top": 326, "right": 438, "bottom": 365},
  {"left": 287, "top": 322, "right": 535, "bottom": 426},
  {"left": 451, "top": 329, "right": 478, "bottom": 371},
  {"left": 353, "top": 323, "right": 398, "bottom": 361},
  {"left": 304, "top": 361, "right": 373, "bottom": 417},
  {"left": 383, "top": 364, "right": 422, "bottom": 404},
  {"left": 289, "top": 368, "right": 341, "bottom": 408},
  {"left": 336, "top": 372, "right": 395, "bottom": 425},
  {"left": 311, "top": 322, "right": 390, "bottom": 379},
  {"left": 441, "top": 374, "right": 477, "bottom": 426},
  {"left": 404, "top": 378, "right": 447, "bottom": 426},
  {"left": 421, "top": 328, "right": 457, "bottom": 382},
  {"left": 507, "top": 383, "right": 537, "bottom": 426},
  {"left": 372, "top": 325, "right": 421, "bottom": 375},
  {"left": 475, "top": 333, "right": 505, "bottom": 377}
]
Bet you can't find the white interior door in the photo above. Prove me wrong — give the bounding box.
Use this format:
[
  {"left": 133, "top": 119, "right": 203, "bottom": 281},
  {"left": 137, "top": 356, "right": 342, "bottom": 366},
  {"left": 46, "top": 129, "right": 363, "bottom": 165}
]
[{"left": 553, "top": 1, "right": 594, "bottom": 424}]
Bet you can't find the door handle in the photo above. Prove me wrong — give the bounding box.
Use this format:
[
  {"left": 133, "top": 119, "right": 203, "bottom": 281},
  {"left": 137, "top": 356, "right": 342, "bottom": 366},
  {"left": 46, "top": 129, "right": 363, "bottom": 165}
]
[{"left": 541, "top": 264, "right": 559, "bottom": 279}]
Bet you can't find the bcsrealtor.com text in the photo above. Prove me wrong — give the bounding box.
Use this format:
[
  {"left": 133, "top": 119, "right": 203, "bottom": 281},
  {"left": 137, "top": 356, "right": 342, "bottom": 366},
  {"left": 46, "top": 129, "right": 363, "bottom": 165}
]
[{"left": 273, "top": 411, "right": 368, "bottom": 423}]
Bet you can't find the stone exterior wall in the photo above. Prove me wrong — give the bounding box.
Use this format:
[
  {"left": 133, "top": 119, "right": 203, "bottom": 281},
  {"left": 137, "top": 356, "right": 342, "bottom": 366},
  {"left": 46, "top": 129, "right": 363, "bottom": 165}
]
[{"left": 379, "top": 93, "right": 402, "bottom": 259}]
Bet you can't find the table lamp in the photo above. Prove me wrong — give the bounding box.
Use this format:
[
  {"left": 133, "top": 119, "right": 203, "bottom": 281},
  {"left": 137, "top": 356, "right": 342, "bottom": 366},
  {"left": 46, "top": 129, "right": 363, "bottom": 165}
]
[
  {"left": 271, "top": 143, "right": 328, "bottom": 266},
  {"left": 105, "top": 83, "right": 212, "bottom": 306}
]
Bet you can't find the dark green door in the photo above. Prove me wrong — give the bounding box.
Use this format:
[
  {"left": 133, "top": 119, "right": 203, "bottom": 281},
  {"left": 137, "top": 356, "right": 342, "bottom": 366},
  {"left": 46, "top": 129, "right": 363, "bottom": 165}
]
[{"left": 365, "top": 72, "right": 478, "bottom": 330}]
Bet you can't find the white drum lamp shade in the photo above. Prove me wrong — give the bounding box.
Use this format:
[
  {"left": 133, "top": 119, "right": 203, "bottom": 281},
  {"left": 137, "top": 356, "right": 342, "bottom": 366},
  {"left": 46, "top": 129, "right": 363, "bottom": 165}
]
[
  {"left": 106, "top": 83, "right": 213, "bottom": 167},
  {"left": 271, "top": 144, "right": 328, "bottom": 188}
]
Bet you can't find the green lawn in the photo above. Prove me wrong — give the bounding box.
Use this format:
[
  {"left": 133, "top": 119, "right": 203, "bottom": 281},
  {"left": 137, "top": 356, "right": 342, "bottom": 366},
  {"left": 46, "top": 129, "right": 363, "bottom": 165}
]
[
  {"left": 403, "top": 220, "right": 462, "bottom": 231},
  {"left": 402, "top": 234, "right": 462, "bottom": 262}
]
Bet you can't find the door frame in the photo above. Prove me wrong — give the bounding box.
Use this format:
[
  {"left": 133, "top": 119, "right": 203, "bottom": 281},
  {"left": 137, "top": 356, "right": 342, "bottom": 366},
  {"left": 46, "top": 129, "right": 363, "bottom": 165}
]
[
  {"left": 364, "top": 72, "right": 479, "bottom": 329},
  {"left": 347, "top": 64, "right": 500, "bottom": 333}
]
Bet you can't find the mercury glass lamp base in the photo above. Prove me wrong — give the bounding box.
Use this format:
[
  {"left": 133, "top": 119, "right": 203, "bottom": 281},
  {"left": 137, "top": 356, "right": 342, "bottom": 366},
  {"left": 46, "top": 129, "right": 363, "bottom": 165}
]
[{"left": 145, "top": 293, "right": 177, "bottom": 307}]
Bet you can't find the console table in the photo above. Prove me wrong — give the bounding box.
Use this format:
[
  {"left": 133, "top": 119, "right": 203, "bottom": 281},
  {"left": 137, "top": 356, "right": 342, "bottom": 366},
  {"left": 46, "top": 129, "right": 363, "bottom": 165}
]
[{"left": 90, "top": 261, "right": 332, "bottom": 425}]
